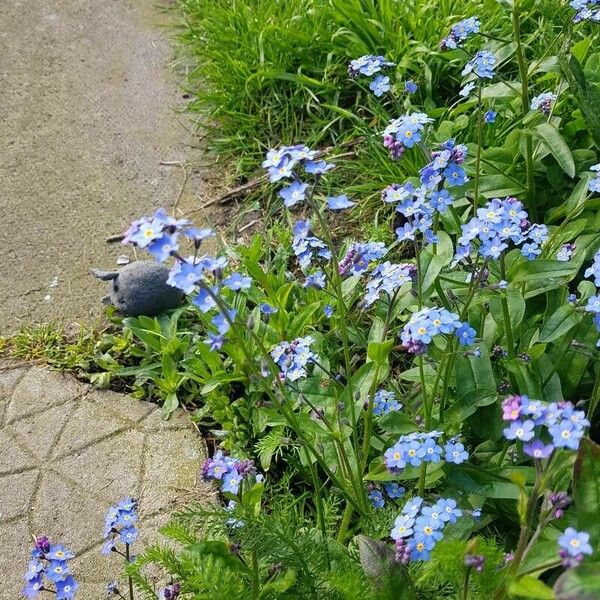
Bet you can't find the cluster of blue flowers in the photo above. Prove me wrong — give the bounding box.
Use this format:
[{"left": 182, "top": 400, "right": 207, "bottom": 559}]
[
  {"left": 384, "top": 431, "right": 469, "bottom": 473},
  {"left": 123, "top": 208, "right": 213, "bottom": 263},
  {"left": 102, "top": 497, "right": 139, "bottom": 555},
  {"left": 452, "top": 196, "right": 548, "bottom": 265},
  {"left": 531, "top": 92, "right": 557, "bottom": 115},
  {"left": 582, "top": 248, "right": 600, "bottom": 344},
  {"left": 338, "top": 241, "right": 387, "bottom": 275},
  {"left": 347, "top": 55, "right": 396, "bottom": 97},
  {"left": 368, "top": 482, "right": 406, "bottom": 508},
  {"left": 271, "top": 335, "right": 317, "bottom": 382},
  {"left": 570, "top": 0, "right": 600, "bottom": 22},
  {"left": 372, "top": 389, "right": 402, "bottom": 416},
  {"left": 262, "top": 144, "right": 334, "bottom": 184},
  {"left": 440, "top": 17, "right": 480, "bottom": 50},
  {"left": 462, "top": 50, "right": 496, "bottom": 79},
  {"left": 391, "top": 497, "right": 463, "bottom": 563},
  {"left": 23, "top": 537, "right": 78, "bottom": 599},
  {"left": 292, "top": 220, "right": 332, "bottom": 271},
  {"left": 364, "top": 262, "right": 414, "bottom": 306},
  {"left": 383, "top": 139, "right": 468, "bottom": 243},
  {"left": 558, "top": 527, "right": 594, "bottom": 567},
  {"left": 382, "top": 112, "right": 434, "bottom": 159},
  {"left": 400, "top": 307, "right": 476, "bottom": 354},
  {"left": 123, "top": 209, "right": 254, "bottom": 352},
  {"left": 557, "top": 242, "right": 576, "bottom": 262},
  {"left": 501, "top": 395, "right": 589, "bottom": 455},
  {"left": 202, "top": 450, "right": 259, "bottom": 495}
]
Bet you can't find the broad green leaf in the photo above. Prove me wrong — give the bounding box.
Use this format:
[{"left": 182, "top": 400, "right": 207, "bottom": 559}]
[
  {"left": 490, "top": 289, "right": 526, "bottom": 330},
  {"left": 534, "top": 123, "right": 575, "bottom": 178},
  {"left": 539, "top": 305, "right": 583, "bottom": 343},
  {"left": 455, "top": 342, "right": 496, "bottom": 396},
  {"left": 511, "top": 260, "right": 578, "bottom": 283},
  {"left": 554, "top": 563, "right": 600, "bottom": 600},
  {"left": 573, "top": 438, "right": 600, "bottom": 547},
  {"left": 161, "top": 393, "right": 179, "bottom": 418},
  {"left": 367, "top": 339, "right": 395, "bottom": 364},
  {"left": 519, "top": 540, "right": 563, "bottom": 576},
  {"left": 509, "top": 575, "right": 555, "bottom": 599}
]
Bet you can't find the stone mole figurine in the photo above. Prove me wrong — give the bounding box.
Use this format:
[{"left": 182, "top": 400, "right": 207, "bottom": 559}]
[{"left": 91, "top": 260, "right": 184, "bottom": 317}]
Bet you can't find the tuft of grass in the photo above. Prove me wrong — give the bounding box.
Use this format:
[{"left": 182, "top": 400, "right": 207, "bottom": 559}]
[
  {"left": 174, "top": 0, "right": 479, "bottom": 175},
  {"left": 1, "top": 323, "right": 101, "bottom": 371}
]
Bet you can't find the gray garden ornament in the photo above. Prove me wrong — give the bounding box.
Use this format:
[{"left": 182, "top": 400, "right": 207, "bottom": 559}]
[{"left": 91, "top": 260, "right": 183, "bottom": 317}]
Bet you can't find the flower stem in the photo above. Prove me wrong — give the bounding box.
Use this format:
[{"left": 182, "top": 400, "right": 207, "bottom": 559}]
[
  {"left": 473, "top": 82, "right": 483, "bottom": 218},
  {"left": 500, "top": 256, "right": 516, "bottom": 358},
  {"left": 512, "top": 1, "right": 537, "bottom": 221},
  {"left": 125, "top": 543, "right": 134, "bottom": 600},
  {"left": 462, "top": 567, "right": 472, "bottom": 600}
]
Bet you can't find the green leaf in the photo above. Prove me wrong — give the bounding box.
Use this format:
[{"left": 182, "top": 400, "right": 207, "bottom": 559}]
[
  {"left": 554, "top": 563, "right": 600, "bottom": 600},
  {"left": 559, "top": 52, "right": 600, "bottom": 148},
  {"left": 573, "top": 438, "right": 600, "bottom": 548},
  {"left": 509, "top": 575, "right": 555, "bottom": 599},
  {"left": 185, "top": 541, "right": 251, "bottom": 575},
  {"left": 161, "top": 393, "right": 179, "bottom": 418},
  {"left": 539, "top": 305, "right": 583, "bottom": 343},
  {"left": 367, "top": 339, "right": 395, "bottom": 364},
  {"left": 534, "top": 123, "right": 575, "bottom": 178},
  {"left": 260, "top": 568, "right": 297, "bottom": 595},
  {"left": 490, "top": 289, "right": 526, "bottom": 330},
  {"left": 511, "top": 260, "right": 578, "bottom": 283}
]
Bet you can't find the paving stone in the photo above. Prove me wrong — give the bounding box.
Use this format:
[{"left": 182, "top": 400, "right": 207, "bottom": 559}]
[
  {"left": 51, "top": 396, "right": 127, "bottom": 458},
  {"left": 12, "top": 402, "right": 75, "bottom": 461},
  {"left": 0, "top": 429, "right": 37, "bottom": 474},
  {"left": 53, "top": 430, "right": 146, "bottom": 503},
  {"left": 1, "top": 366, "right": 209, "bottom": 598},
  {"left": 0, "top": 367, "right": 28, "bottom": 426},
  {"left": 5, "top": 368, "right": 82, "bottom": 424},
  {"left": 0, "top": 518, "right": 31, "bottom": 599},
  {"left": 140, "top": 429, "right": 202, "bottom": 516},
  {"left": 0, "top": 470, "right": 39, "bottom": 523},
  {"left": 88, "top": 388, "right": 154, "bottom": 424}
]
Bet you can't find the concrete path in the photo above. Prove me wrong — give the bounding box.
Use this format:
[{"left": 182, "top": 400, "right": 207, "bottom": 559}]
[
  {"left": 0, "top": 0, "right": 216, "bottom": 334},
  {"left": 0, "top": 365, "right": 213, "bottom": 599}
]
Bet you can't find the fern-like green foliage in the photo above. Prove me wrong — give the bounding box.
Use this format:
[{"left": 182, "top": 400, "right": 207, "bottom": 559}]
[{"left": 127, "top": 500, "right": 400, "bottom": 600}]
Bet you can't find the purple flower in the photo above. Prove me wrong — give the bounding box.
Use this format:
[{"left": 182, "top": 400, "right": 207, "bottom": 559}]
[
  {"left": 502, "top": 395, "right": 523, "bottom": 421},
  {"left": 404, "top": 80, "right": 418, "bottom": 94}
]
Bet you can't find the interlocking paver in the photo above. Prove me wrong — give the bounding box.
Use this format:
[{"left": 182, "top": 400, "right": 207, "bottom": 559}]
[{"left": 0, "top": 364, "right": 210, "bottom": 599}]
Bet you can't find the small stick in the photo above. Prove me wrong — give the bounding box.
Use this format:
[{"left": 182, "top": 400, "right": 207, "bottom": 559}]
[{"left": 238, "top": 219, "right": 260, "bottom": 233}]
